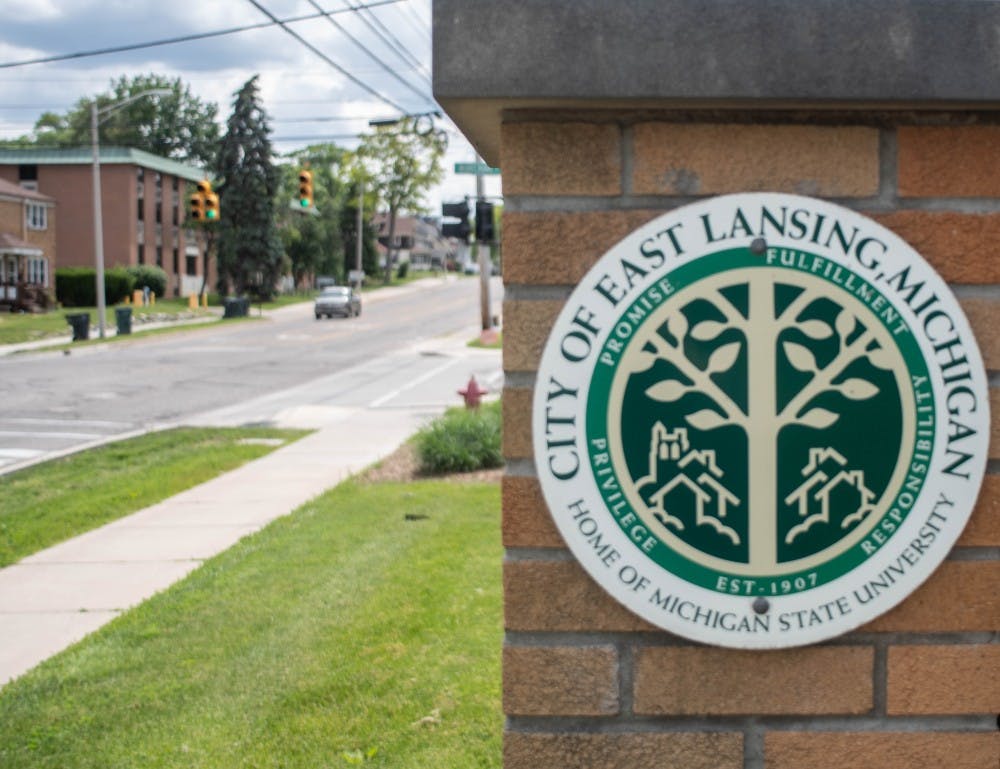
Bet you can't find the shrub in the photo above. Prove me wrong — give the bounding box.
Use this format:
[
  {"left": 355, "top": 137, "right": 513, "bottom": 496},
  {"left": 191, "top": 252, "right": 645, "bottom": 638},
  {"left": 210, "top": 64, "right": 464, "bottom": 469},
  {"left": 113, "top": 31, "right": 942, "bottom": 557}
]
[
  {"left": 55, "top": 267, "right": 95, "bottom": 307},
  {"left": 104, "top": 267, "right": 134, "bottom": 304},
  {"left": 396, "top": 260, "right": 409, "bottom": 280},
  {"left": 415, "top": 400, "right": 501, "bottom": 474},
  {"left": 127, "top": 265, "right": 168, "bottom": 298},
  {"left": 56, "top": 267, "right": 139, "bottom": 307}
]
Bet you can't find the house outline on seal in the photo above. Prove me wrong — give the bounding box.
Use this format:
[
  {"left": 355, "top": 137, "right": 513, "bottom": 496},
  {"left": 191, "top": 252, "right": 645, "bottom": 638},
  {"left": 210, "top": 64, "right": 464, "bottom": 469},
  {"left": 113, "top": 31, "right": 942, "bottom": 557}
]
[
  {"left": 639, "top": 423, "right": 741, "bottom": 546},
  {"left": 784, "top": 447, "right": 877, "bottom": 544}
]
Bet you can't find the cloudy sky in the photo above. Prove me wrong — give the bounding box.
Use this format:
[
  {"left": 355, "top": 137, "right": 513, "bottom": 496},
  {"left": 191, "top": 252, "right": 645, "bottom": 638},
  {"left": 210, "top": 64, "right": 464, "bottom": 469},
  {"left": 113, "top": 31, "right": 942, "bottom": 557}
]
[{"left": 0, "top": 0, "right": 501, "bottom": 211}]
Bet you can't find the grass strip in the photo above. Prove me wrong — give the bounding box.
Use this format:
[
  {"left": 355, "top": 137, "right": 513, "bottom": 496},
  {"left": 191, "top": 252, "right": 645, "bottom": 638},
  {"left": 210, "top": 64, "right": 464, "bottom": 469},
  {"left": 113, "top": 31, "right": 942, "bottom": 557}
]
[
  {"left": 0, "top": 479, "right": 502, "bottom": 769},
  {"left": 0, "top": 301, "right": 217, "bottom": 346},
  {"left": 0, "top": 427, "right": 308, "bottom": 567}
]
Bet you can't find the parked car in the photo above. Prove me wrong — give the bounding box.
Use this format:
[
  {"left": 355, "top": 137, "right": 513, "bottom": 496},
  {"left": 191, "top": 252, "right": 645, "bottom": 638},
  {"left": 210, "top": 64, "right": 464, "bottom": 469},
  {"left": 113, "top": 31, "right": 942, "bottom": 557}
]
[{"left": 314, "top": 286, "right": 361, "bottom": 318}]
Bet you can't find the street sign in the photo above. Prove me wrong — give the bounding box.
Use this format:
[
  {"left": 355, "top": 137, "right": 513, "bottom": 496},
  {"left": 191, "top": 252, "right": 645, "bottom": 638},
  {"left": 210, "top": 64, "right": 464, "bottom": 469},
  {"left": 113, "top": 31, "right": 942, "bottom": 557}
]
[{"left": 454, "top": 162, "right": 500, "bottom": 175}]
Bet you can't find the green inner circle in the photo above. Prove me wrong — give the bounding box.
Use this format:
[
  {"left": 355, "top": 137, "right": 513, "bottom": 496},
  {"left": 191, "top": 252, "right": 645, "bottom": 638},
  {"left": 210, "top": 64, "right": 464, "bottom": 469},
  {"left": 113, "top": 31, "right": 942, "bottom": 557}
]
[{"left": 585, "top": 248, "right": 934, "bottom": 596}]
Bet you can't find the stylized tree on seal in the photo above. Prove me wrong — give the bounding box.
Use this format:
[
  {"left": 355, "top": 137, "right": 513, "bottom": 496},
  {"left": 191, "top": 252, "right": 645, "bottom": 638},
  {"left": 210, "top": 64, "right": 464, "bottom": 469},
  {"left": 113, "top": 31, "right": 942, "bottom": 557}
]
[{"left": 627, "top": 271, "right": 897, "bottom": 569}]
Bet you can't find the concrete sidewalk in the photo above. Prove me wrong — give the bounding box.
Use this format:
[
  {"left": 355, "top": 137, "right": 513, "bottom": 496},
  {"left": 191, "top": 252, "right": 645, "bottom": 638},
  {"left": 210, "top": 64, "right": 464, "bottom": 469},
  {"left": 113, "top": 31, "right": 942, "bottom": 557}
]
[{"left": 0, "top": 323, "right": 502, "bottom": 687}]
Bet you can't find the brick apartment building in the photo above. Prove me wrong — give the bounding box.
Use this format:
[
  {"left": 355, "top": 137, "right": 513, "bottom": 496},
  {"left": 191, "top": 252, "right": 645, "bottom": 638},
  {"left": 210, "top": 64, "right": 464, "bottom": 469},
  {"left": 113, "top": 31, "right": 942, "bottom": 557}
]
[
  {"left": 0, "top": 176, "right": 56, "bottom": 311},
  {"left": 0, "top": 147, "right": 213, "bottom": 298}
]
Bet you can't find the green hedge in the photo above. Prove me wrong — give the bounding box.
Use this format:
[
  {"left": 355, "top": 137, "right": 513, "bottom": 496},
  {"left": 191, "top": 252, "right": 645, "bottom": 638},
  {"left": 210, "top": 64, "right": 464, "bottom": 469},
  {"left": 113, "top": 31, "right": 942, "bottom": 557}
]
[
  {"left": 127, "top": 265, "right": 167, "bottom": 298},
  {"left": 55, "top": 267, "right": 133, "bottom": 307}
]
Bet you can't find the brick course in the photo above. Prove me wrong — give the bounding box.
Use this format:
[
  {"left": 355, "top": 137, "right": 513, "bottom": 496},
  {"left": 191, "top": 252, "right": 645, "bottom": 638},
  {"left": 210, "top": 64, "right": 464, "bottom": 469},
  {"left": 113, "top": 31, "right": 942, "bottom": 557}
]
[
  {"left": 503, "top": 210, "right": 661, "bottom": 286},
  {"left": 503, "top": 300, "right": 563, "bottom": 372},
  {"left": 633, "top": 646, "right": 873, "bottom": 715},
  {"left": 503, "top": 645, "right": 619, "bottom": 716},
  {"left": 871, "top": 211, "right": 1000, "bottom": 284},
  {"left": 501, "top": 123, "right": 621, "bottom": 197},
  {"left": 860, "top": 561, "right": 1000, "bottom": 633},
  {"left": 504, "top": 559, "right": 653, "bottom": 633},
  {"left": 632, "top": 124, "right": 880, "bottom": 197},
  {"left": 898, "top": 125, "right": 1000, "bottom": 198},
  {"left": 502, "top": 388, "right": 533, "bottom": 460},
  {"left": 766, "top": 732, "right": 1000, "bottom": 769},
  {"left": 501, "top": 476, "right": 564, "bottom": 549},
  {"left": 887, "top": 644, "right": 1000, "bottom": 715},
  {"left": 504, "top": 733, "right": 744, "bottom": 769}
]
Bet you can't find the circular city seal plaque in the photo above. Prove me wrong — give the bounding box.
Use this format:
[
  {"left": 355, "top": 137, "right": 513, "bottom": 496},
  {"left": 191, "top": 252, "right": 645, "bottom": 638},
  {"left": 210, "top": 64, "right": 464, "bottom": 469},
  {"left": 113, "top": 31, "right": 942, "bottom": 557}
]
[{"left": 533, "top": 193, "right": 988, "bottom": 648}]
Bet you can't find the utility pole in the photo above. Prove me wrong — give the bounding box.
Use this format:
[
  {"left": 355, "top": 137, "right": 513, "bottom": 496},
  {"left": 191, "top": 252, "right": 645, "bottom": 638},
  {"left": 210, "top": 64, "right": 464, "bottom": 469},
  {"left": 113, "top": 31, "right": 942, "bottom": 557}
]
[
  {"left": 90, "top": 87, "right": 170, "bottom": 338},
  {"left": 476, "top": 157, "right": 491, "bottom": 331},
  {"left": 355, "top": 178, "right": 364, "bottom": 283}
]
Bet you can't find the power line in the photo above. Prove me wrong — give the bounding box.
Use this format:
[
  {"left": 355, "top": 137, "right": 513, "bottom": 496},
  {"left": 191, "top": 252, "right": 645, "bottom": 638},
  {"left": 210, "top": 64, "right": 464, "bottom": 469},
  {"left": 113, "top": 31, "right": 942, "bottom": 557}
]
[
  {"left": 243, "top": 0, "right": 409, "bottom": 114},
  {"left": 0, "top": 0, "right": 404, "bottom": 70},
  {"left": 305, "top": 0, "right": 431, "bottom": 105},
  {"left": 338, "top": 0, "right": 431, "bottom": 87}
]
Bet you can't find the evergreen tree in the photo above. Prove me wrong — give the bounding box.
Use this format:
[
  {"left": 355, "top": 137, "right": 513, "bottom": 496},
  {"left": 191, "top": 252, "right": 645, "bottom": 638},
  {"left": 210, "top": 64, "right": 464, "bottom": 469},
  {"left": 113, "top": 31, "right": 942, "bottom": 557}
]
[{"left": 214, "top": 76, "right": 283, "bottom": 298}]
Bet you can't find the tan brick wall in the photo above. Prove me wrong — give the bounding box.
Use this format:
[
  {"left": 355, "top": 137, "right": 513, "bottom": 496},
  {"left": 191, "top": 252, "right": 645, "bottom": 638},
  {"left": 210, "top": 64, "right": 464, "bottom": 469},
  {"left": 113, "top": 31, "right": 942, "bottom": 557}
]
[
  {"left": 632, "top": 124, "right": 880, "bottom": 197},
  {"left": 502, "top": 116, "right": 999, "bottom": 768},
  {"left": 505, "top": 733, "right": 744, "bottom": 769},
  {"left": 0, "top": 199, "right": 21, "bottom": 239},
  {"left": 633, "top": 646, "right": 874, "bottom": 715},
  {"left": 766, "top": 732, "right": 1000, "bottom": 769}
]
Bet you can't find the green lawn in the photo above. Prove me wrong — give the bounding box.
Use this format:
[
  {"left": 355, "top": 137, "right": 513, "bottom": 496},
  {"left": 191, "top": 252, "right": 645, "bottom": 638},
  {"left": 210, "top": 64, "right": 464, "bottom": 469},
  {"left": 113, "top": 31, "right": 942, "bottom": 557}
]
[
  {"left": 0, "top": 480, "right": 502, "bottom": 769},
  {"left": 0, "top": 300, "right": 217, "bottom": 346},
  {"left": 0, "top": 427, "right": 308, "bottom": 567}
]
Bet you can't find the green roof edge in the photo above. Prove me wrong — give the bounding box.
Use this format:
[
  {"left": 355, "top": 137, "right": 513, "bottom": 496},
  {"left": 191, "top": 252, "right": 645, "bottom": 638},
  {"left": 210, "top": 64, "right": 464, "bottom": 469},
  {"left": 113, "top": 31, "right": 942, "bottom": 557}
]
[{"left": 0, "top": 146, "right": 206, "bottom": 182}]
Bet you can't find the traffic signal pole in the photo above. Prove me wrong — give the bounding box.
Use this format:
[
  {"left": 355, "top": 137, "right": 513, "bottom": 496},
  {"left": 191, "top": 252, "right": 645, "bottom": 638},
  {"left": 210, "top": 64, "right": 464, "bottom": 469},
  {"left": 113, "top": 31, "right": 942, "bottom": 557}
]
[
  {"left": 355, "top": 178, "right": 364, "bottom": 282},
  {"left": 476, "top": 159, "right": 491, "bottom": 332}
]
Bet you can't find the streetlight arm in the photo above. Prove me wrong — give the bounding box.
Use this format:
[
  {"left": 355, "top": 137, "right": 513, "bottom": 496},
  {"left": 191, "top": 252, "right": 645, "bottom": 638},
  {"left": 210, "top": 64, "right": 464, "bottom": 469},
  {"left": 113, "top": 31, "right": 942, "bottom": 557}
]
[{"left": 95, "top": 87, "right": 172, "bottom": 123}]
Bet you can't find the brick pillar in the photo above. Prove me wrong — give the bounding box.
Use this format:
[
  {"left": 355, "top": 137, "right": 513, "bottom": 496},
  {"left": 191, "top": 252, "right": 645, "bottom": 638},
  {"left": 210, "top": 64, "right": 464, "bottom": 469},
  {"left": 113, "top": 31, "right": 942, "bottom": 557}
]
[{"left": 436, "top": 4, "right": 1000, "bottom": 767}]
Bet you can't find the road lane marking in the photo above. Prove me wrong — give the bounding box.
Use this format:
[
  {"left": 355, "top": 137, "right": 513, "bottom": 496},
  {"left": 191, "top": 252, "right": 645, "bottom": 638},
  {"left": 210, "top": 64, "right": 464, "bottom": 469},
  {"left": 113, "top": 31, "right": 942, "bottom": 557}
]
[{"left": 367, "top": 357, "right": 460, "bottom": 408}]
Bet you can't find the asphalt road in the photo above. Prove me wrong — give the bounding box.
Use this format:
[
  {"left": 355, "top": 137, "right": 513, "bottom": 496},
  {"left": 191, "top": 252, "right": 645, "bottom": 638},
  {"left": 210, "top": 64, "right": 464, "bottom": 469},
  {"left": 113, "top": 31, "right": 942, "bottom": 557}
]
[{"left": 0, "top": 275, "right": 502, "bottom": 472}]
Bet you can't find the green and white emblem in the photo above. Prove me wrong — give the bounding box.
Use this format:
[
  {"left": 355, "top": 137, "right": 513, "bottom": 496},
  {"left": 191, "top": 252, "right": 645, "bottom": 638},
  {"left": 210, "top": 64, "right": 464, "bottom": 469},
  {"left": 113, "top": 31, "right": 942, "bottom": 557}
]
[{"left": 534, "top": 193, "right": 988, "bottom": 648}]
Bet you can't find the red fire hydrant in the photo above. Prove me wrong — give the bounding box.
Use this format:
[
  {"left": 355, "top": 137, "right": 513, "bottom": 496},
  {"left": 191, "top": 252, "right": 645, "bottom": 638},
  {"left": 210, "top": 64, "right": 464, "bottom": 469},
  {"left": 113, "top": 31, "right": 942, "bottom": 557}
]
[{"left": 458, "top": 375, "right": 489, "bottom": 409}]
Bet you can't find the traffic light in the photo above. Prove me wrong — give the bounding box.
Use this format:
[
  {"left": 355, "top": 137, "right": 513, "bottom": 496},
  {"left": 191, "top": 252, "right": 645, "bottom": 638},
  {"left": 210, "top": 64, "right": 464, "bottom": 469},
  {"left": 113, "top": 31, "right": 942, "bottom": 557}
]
[
  {"left": 298, "top": 170, "right": 313, "bottom": 208},
  {"left": 441, "top": 200, "right": 470, "bottom": 242},
  {"left": 189, "top": 190, "right": 205, "bottom": 222},
  {"left": 204, "top": 192, "right": 220, "bottom": 221},
  {"left": 475, "top": 201, "right": 494, "bottom": 243},
  {"left": 189, "top": 180, "right": 218, "bottom": 224}
]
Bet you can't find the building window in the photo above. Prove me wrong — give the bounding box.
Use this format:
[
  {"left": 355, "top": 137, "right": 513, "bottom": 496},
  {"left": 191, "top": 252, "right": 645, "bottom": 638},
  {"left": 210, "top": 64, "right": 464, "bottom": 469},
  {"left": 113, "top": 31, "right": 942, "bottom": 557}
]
[
  {"left": 156, "top": 246, "right": 163, "bottom": 268},
  {"left": 25, "top": 203, "right": 47, "bottom": 230},
  {"left": 27, "top": 257, "right": 48, "bottom": 286},
  {"left": 186, "top": 254, "right": 197, "bottom": 276},
  {"left": 156, "top": 202, "right": 162, "bottom": 224},
  {"left": 155, "top": 172, "right": 162, "bottom": 203},
  {"left": 172, "top": 248, "right": 179, "bottom": 274},
  {"left": 138, "top": 245, "right": 144, "bottom": 265},
  {"left": 136, "top": 168, "right": 145, "bottom": 196}
]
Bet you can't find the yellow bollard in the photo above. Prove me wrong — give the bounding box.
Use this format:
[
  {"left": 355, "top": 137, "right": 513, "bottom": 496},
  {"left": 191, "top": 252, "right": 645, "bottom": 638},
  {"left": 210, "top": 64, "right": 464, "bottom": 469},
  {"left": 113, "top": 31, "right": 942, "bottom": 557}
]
[
  {"left": 188, "top": 293, "right": 197, "bottom": 309},
  {"left": 150, "top": 292, "right": 156, "bottom": 306},
  {"left": 132, "top": 289, "right": 143, "bottom": 306},
  {"left": 201, "top": 292, "right": 208, "bottom": 308}
]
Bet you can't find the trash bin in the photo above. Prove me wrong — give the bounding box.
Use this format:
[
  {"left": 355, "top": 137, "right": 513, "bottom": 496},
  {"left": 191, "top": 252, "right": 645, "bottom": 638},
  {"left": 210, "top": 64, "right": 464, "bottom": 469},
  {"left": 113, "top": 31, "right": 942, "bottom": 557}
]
[
  {"left": 114, "top": 306, "right": 132, "bottom": 335},
  {"left": 65, "top": 313, "right": 90, "bottom": 341},
  {"left": 223, "top": 297, "right": 251, "bottom": 318}
]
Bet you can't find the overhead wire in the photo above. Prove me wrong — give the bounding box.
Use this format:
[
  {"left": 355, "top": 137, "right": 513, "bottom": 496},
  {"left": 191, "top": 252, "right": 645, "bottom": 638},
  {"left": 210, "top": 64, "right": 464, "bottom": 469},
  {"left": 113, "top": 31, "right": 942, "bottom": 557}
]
[
  {"left": 337, "top": 0, "right": 431, "bottom": 87},
  {"left": 304, "top": 0, "right": 432, "bottom": 106},
  {"left": 242, "top": 0, "right": 409, "bottom": 114},
  {"left": 0, "top": 0, "right": 404, "bottom": 70}
]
